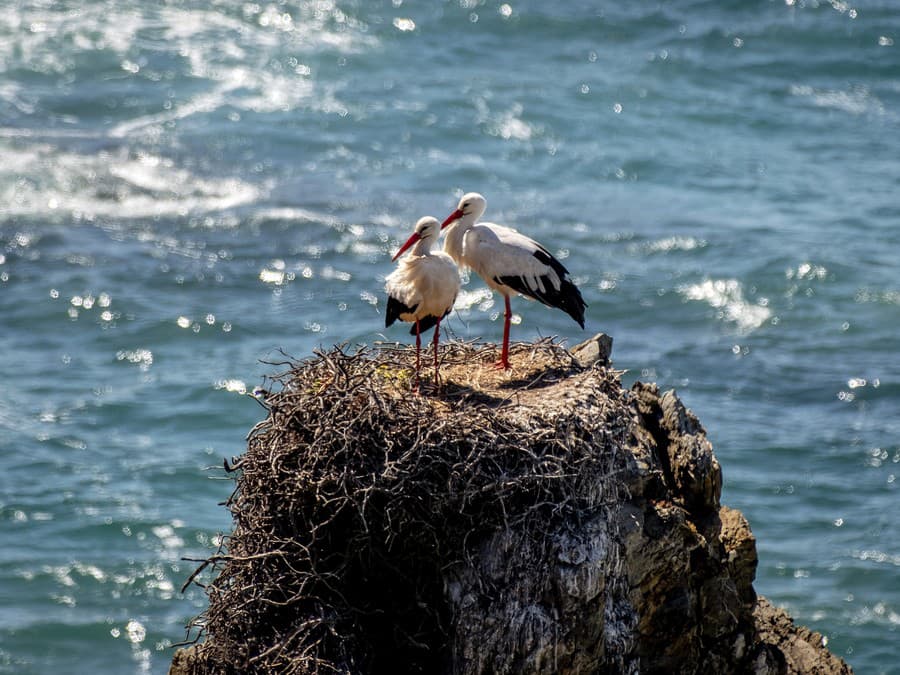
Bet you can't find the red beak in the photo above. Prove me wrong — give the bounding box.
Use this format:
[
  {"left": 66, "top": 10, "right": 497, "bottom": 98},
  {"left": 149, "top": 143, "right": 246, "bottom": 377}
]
[
  {"left": 440, "top": 209, "right": 464, "bottom": 229},
  {"left": 391, "top": 232, "right": 421, "bottom": 262}
]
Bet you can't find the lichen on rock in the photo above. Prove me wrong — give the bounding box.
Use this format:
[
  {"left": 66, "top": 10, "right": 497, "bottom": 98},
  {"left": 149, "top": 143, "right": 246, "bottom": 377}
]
[{"left": 171, "top": 336, "right": 851, "bottom": 675}]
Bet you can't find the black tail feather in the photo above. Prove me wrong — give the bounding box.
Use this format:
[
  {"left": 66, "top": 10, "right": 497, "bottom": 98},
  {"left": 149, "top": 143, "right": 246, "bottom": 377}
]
[
  {"left": 410, "top": 315, "right": 437, "bottom": 335},
  {"left": 408, "top": 308, "right": 452, "bottom": 336},
  {"left": 387, "top": 295, "right": 453, "bottom": 335}
]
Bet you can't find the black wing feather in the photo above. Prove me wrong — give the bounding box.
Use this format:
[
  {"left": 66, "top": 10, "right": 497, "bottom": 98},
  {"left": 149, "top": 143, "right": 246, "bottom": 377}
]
[
  {"left": 532, "top": 246, "right": 570, "bottom": 278},
  {"left": 494, "top": 249, "right": 586, "bottom": 328},
  {"left": 385, "top": 295, "right": 417, "bottom": 328}
]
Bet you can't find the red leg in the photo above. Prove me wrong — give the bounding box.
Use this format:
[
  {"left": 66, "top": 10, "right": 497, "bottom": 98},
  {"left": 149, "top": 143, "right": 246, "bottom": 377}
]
[
  {"left": 494, "top": 295, "right": 512, "bottom": 370},
  {"left": 432, "top": 319, "right": 441, "bottom": 385},
  {"left": 414, "top": 318, "right": 421, "bottom": 390}
]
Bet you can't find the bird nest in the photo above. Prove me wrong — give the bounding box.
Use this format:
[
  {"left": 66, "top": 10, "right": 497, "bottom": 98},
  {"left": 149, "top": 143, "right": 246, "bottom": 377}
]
[{"left": 179, "top": 339, "right": 630, "bottom": 674}]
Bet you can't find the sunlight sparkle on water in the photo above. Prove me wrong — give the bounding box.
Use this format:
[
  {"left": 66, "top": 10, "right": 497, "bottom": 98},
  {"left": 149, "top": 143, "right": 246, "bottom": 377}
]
[
  {"left": 658, "top": 236, "right": 703, "bottom": 252},
  {"left": 679, "top": 279, "right": 771, "bottom": 332},
  {"left": 259, "top": 268, "right": 288, "bottom": 285},
  {"left": 392, "top": 17, "right": 415, "bottom": 32},
  {"left": 787, "top": 262, "right": 828, "bottom": 281},
  {"left": 215, "top": 379, "right": 247, "bottom": 395},
  {"left": 151, "top": 524, "right": 184, "bottom": 550},
  {"left": 116, "top": 349, "right": 153, "bottom": 371},
  {"left": 454, "top": 287, "right": 494, "bottom": 312},
  {"left": 126, "top": 619, "right": 146, "bottom": 644}
]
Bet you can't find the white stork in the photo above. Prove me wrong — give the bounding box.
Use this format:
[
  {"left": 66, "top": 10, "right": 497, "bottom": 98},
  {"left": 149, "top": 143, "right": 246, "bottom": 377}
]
[
  {"left": 439, "top": 192, "right": 586, "bottom": 369},
  {"left": 385, "top": 216, "right": 460, "bottom": 388}
]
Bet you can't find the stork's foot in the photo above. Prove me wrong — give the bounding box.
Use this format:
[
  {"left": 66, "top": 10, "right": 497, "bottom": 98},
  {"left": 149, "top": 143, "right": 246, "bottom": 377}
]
[{"left": 492, "top": 359, "right": 511, "bottom": 371}]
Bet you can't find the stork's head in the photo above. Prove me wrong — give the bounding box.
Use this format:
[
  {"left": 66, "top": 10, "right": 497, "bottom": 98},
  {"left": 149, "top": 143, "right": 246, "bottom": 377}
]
[
  {"left": 440, "top": 192, "right": 486, "bottom": 229},
  {"left": 391, "top": 216, "right": 440, "bottom": 261}
]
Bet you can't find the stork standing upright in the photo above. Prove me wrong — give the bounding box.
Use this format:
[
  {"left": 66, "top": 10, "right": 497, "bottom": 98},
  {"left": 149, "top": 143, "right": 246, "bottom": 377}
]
[
  {"left": 440, "top": 192, "right": 586, "bottom": 370},
  {"left": 385, "top": 216, "right": 461, "bottom": 388}
]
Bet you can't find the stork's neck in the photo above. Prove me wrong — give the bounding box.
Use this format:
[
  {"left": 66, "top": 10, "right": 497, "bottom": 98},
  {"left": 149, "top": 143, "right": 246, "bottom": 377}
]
[
  {"left": 442, "top": 217, "right": 472, "bottom": 265},
  {"left": 410, "top": 236, "right": 434, "bottom": 257}
]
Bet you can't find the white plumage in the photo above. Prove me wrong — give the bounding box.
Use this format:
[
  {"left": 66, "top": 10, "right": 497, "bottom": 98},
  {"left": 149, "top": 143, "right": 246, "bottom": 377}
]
[
  {"left": 385, "top": 216, "right": 460, "bottom": 387},
  {"left": 440, "top": 192, "right": 586, "bottom": 369}
]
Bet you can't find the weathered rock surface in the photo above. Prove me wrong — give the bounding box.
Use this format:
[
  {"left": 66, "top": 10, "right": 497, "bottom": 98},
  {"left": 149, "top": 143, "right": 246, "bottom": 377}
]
[
  {"left": 170, "top": 336, "right": 851, "bottom": 674},
  {"left": 751, "top": 597, "right": 851, "bottom": 675}
]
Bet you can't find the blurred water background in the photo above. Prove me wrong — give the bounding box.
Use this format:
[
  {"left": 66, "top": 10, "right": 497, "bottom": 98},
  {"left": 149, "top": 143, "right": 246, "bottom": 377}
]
[{"left": 1, "top": 1, "right": 898, "bottom": 672}]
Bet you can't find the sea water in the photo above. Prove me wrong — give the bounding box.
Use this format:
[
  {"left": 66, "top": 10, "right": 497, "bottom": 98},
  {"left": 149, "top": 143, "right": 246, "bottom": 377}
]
[{"left": 1, "top": 1, "right": 898, "bottom": 672}]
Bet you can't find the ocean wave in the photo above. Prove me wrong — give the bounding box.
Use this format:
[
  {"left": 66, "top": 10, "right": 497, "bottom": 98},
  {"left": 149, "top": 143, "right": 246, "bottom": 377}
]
[
  {"left": 0, "top": 145, "right": 259, "bottom": 220},
  {"left": 2, "top": 2, "right": 373, "bottom": 140}
]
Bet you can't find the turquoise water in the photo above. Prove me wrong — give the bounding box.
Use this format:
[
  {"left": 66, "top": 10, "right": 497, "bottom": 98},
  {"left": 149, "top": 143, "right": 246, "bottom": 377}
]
[{"left": 1, "top": 1, "right": 898, "bottom": 672}]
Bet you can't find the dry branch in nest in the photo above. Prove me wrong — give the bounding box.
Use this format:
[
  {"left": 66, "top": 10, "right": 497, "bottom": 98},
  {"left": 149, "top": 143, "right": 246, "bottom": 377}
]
[{"left": 179, "top": 338, "right": 633, "bottom": 674}]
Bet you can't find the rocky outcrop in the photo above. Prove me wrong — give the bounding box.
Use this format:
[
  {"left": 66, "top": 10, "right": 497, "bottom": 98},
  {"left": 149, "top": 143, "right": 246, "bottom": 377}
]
[
  {"left": 171, "top": 335, "right": 851, "bottom": 674},
  {"left": 751, "top": 598, "right": 850, "bottom": 675}
]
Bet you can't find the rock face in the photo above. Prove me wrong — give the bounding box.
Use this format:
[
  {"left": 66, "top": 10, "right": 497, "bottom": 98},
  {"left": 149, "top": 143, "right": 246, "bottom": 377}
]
[{"left": 171, "top": 336, "right": 851, "bottom": 675}]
